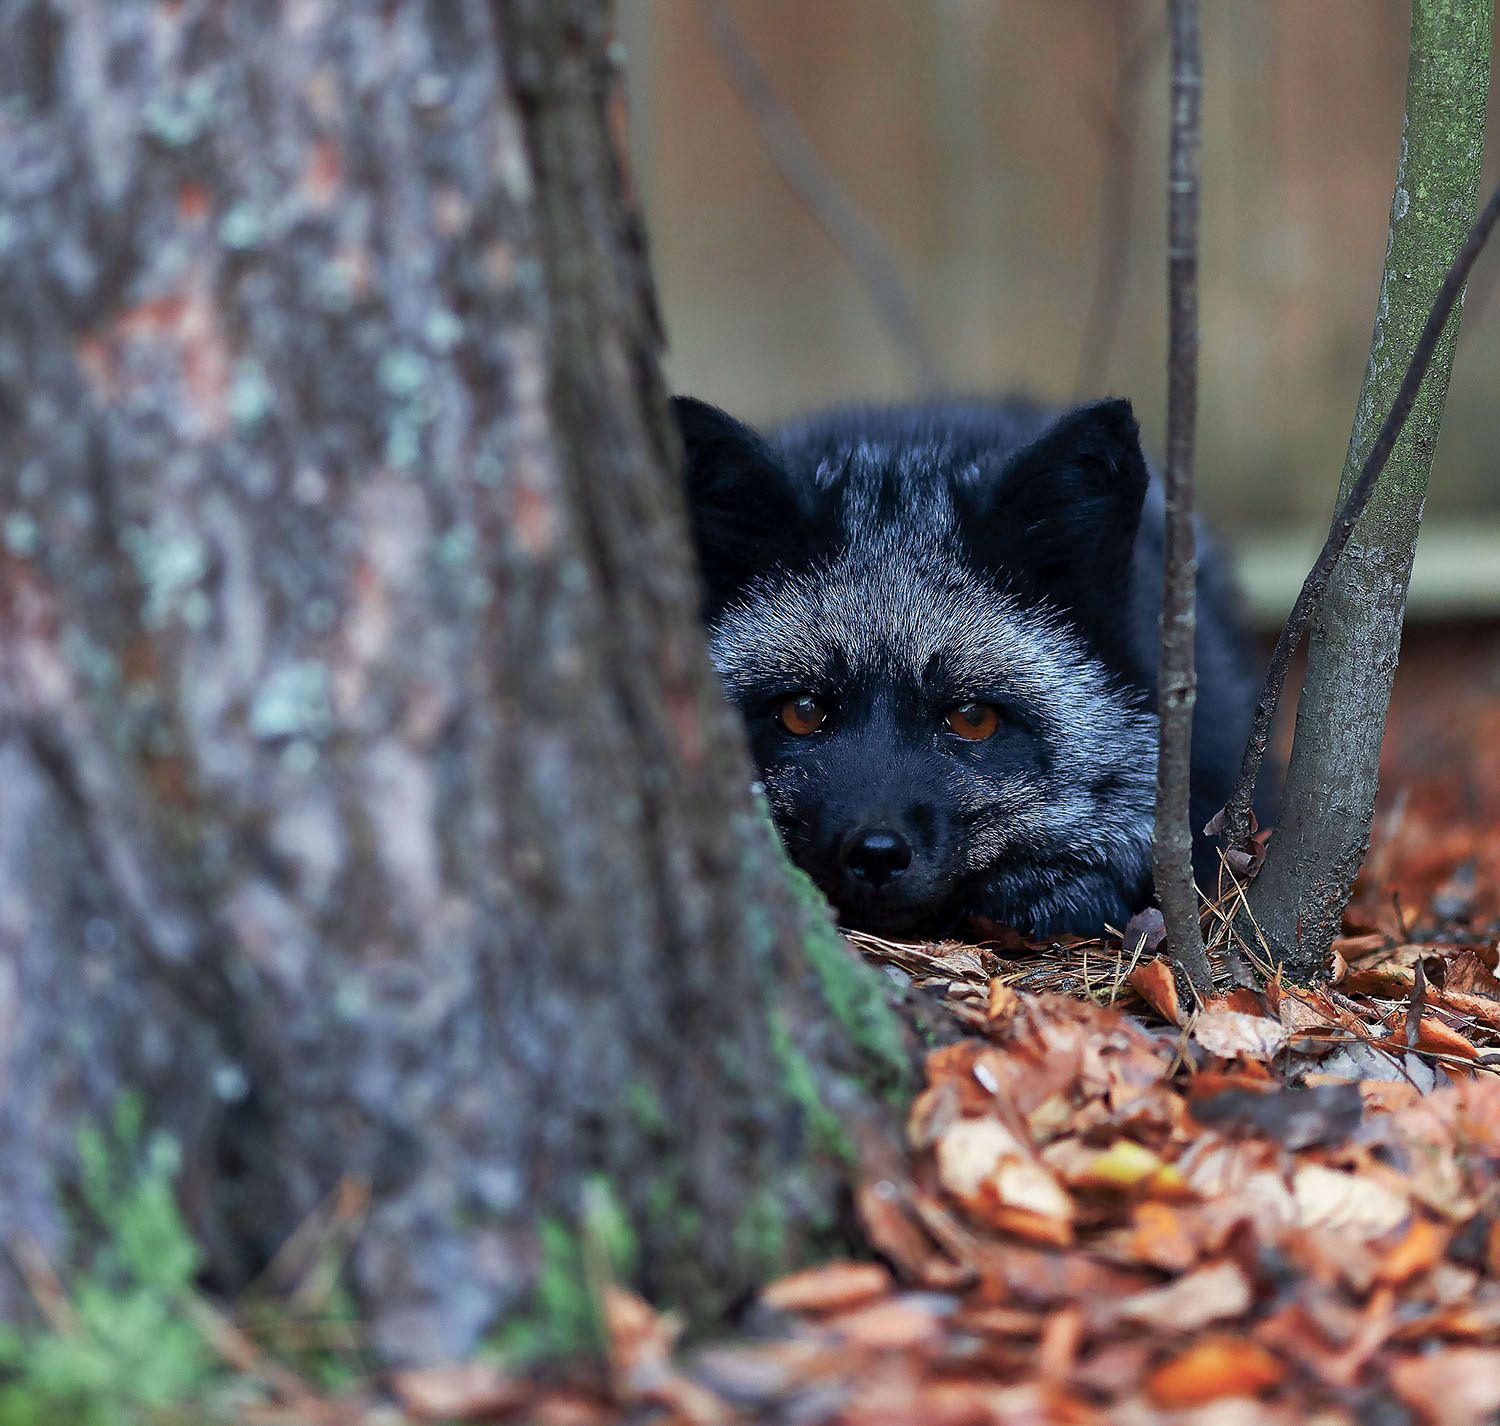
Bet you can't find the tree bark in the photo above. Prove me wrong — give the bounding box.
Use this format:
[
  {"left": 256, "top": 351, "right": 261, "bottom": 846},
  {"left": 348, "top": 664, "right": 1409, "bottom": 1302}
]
[
  {"left": 1154, "top": 0, "right": 1212, "bottom": 997},
  {"left": 1246, "top": 0, "right": 1491, "bottom": 983},
  {"left": 0, "top": 0, "right": 909, "bottom": 1367}
]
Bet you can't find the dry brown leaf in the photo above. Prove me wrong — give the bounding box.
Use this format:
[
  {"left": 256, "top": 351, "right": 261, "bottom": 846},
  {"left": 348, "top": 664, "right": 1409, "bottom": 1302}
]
[
  {"left": 1402, "top": 1013, "right": 1481, "bottom": 1061},
  {"left": 1292, "top": 1163, "right": 1411, "bottom": 1236},
  {"left": 1443, "top": 949, "right": 1500, "bottom": 999},
  {"left": 1192, "top": 1009, "right": 1289, "bottom": 1061},
  {"left": 988, "top": 1155, "right": 1077, "bottom": 1221},
  {"left": 760, "top": 1261, "right": 892, "bottom": 1315},
  {"left": 934, "top": 1117, "right": 1026, "bottom": 1199},
  {"left": 1118, "top": 1200, "right": 1203, "bottom": 1272},
  {"left": 1388, "top": 1347, "right": 1500, "bottom": 1426},
  {"left": 392, "top": 1362, "right": 530, "bottom": 1421},
  {"left": 1332, "top": 932, "right": 1391, "bottom": 962},
  {"left": 1146, "top": 1337, "right": 1287, "bottom": 1408},
  {"left": 1114, "top": 1260, "right": 1253, "bottom": 1332},
  {"left": 824, "top": 1295, "right": 949, "bottom": 1350},
  {"left": 1036, "top": 1304, "right": 1084, "bottom": 1379},
  {"left": 978, "top": 1204, "right": 1077, "bottom": 1248},
  {"left": 1128, "top": 958, "right": 1184, "bottom": 1025},
  {"left": 987, "top": 978, "right": 1021, "bottom": 1020}
]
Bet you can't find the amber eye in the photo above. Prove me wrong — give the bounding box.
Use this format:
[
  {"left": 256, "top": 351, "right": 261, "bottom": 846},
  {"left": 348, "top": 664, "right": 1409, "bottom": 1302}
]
[
  {"left": 778, "top": 694, "right": 828, "bottom": 736},
  {"left": 946, "top": 701, "right": 1001, "bottom": 741}
]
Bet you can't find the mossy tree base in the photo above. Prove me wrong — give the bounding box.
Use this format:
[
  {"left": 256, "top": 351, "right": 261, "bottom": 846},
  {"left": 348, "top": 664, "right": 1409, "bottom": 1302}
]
[{"left": 0, "top": 0, "right": 911, "bottom": 1366}]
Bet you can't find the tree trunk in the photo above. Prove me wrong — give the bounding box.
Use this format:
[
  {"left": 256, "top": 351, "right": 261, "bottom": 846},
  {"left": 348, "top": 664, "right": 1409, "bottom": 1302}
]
[
  {"left": 1246, "top": 0, "right": 1491, "bottom": 983},
  {"left": 0, "top": 0, "right": 910, "bottom": 1367}
]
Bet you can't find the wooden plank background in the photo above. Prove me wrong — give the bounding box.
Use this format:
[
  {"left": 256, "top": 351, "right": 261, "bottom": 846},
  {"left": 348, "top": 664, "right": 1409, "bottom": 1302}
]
[{"left": 619, "top": 0, "right": 1500, "bottom": 614}]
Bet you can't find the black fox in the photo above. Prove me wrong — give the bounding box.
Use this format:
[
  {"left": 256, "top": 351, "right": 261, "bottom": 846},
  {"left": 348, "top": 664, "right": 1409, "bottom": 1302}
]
[{"left": 674, "top": 395, "right": 1260, "bottom": 938}]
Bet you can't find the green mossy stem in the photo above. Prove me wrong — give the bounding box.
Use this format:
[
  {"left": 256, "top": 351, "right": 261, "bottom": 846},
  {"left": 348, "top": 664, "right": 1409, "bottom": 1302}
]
[{"left": 1246, "top": 0, "right": 1492, "bottom": 983}]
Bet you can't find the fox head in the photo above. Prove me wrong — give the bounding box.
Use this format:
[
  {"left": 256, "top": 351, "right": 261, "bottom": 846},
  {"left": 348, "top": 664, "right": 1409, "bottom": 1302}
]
[{"left": 673, "top": 396, "right": 1160, "bottom": 937}]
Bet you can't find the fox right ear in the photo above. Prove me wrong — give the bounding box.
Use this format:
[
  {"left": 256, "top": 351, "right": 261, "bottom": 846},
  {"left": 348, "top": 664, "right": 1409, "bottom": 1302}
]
[{"left": 672, "top": 396, "right": 809, "bottom": 612}]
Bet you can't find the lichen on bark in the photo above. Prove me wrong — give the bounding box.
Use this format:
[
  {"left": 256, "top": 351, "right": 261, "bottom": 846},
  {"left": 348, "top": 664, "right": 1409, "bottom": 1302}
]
[{"left": 0, "top": 0, "right": 911, "bottom": 1366}]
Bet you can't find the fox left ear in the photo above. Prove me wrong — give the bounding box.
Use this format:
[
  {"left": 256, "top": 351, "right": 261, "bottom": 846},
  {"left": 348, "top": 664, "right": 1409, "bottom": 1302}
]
[
  {"left": 672, "top": 395, "right": 817, "bottom": 616},
  {"left": 964, "top": 398, "right": 1151, "bottom": 616}
]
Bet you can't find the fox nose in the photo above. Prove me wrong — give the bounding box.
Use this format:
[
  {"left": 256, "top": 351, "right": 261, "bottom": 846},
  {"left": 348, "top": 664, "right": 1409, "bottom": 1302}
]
[{"left": 841, "top": 827, "right": 913, "bottom": 888}]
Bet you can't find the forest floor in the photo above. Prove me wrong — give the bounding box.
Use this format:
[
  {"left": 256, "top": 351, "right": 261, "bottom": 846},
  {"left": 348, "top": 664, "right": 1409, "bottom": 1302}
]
[{"left": 90, "top": 627, "right": 1500, "bottom": 1425}]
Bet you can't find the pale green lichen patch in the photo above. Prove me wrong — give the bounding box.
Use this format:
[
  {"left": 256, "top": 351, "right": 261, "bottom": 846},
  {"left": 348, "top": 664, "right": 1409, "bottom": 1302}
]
[
  {"left": 229, "top": 358, "right": 276, "bottom": 427},
  {"left": 143, "top": 76, "right": 218, "bottom": 148},
  {"left": 249, "top": 661, "right": 332, "bottom": 741},
  {"left": 377, "top": 348, "right": 430, "bottom": 399},
  {"left": 218, "top": 202, "right": 263, "bottom": 250},
  {"left": 3, "top": 511, "right": 37, "bottom": 557},
  {"left": 424, "top": 309, "right": 463, "bottom": 351},
  {"left": 377, "top": 348, "right": 435, "bottom": 469},
  {"left": 122, "top": 527, "right": 210, "bottom": 630}
]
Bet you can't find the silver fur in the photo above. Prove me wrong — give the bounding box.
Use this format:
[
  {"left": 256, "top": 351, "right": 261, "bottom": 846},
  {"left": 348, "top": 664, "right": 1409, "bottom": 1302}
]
[{"left": 709, "top": 481, "right": 1158, "bottom": 931}]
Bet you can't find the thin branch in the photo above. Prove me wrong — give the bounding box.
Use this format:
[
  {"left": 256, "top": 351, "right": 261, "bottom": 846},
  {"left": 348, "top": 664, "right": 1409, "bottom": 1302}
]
[
  {"left": 1075, "top": 6, "right": 1166, "bottom": 396},
  {"left": 1154, "top": 0, "right": 1213, "bottom": 997},
  {"left": 700, "top": 0, "right": 943, "bottom": 391},
  {"left": 1222, "top": 174, "right": 1500, "bottom": 847}
]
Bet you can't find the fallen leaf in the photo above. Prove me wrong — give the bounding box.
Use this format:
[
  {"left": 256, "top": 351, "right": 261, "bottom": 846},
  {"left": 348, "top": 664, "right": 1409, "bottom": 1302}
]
[
  {"left": 1118, "top": 1200, "right": 1202, "bottom": 1272},
  {"left": 1192, "top": 1009, "right": 1288, "bottom": 1061},
  {"left": 1046, "top": 1137, "right": 1187, "bottom": 1195},
  {"left": 824, "top": 1295, "right": 951, "bottom": 1350},
  {"left": 392, "top": 1363, "right": 529, "bottom": 1421},
  {"left": 1129, "top": 957, "right": 1183, "bottom": 1024},
  {"left": 934, "top": 1117, "right": 1026, "bottom": 1200},
  {"left": 1443, "top": 949, "right": 1500, "bottom": 999},
  {"left": 1146, "top": 1337, "right": 1286, "bottom": 1408},
  {"left": 1293, "top": 1163, "right": 1410, "bottom": 1236},
  {"left": 1388, "top": 1346, "right": 1500, "bottom": 1426},
  {"left": 1392, "top": 1013, "right": 1481, "bottom": 1062},
  {"left": 760, "top": 1261, "right": 892, "bottom": 1315},
  {"left": 855, "top": 1179, "right": 955, "bottom": 1285},
  {"left": 1374, "top": 1218, "right": 1448, "bottom": 1287},
  {"left": 1115, "top": 1260, "right": 1253, "bottom": 1332},
  {"left": 1124, "top": 906, "right": 1167, "bottom": 956}
]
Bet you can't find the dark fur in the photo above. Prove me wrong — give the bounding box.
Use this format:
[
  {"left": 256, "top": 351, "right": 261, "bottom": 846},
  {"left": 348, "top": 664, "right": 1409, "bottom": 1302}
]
[{"left": 675, "top": 395, "right": 1259, "bottom": 937}]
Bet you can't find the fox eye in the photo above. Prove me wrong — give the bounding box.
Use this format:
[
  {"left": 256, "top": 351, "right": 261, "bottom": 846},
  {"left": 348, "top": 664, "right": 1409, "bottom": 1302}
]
[
  {"left": 946, "top": 701, "right": 1001, "bottom": 741},
  {"left": 778, "top": 693, "right": 828, "bottom": 736}
]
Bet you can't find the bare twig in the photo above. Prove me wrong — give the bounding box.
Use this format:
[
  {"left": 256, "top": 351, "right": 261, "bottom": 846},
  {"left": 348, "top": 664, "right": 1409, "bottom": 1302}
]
[
  {"left": 1222, "top": 175, "right": 1500, "bottom": 846},
  {"left": 1153, "top": 0, "right": 1213, "bottom": 998},
  {"left": 700, "top": 0, "right": 943, "bottom": 390},
  {"left": 1075, "top": 6, "right": 1166, "bottom": 395},
  {"left": 8, "top": 1236, "right": 81, "bottom": 1338}
]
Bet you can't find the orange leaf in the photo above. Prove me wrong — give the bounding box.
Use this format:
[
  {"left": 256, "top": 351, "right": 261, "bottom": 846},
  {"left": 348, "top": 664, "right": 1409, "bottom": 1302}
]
[
  {"left": 1375, "top": 1218, "right": 1448, "bottom": 1287},
  {"left": 1146, "top": 1338, "right": 1286, "bottom": 1408},
  {"left": 1123, "top": 1201, "right": 1201, "bottom": 1273},
  {"left": 1129, "top": 958, "right": 1184, "bottom": 1025},
  {"left": 979, "top": 1204, "right": 1077, "bottom": 1248}
]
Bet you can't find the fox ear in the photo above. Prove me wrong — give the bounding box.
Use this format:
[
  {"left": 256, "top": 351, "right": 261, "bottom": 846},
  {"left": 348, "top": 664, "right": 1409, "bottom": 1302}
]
[
  {"left": 965, "top": 398, "right": 1151, "bottom": 616},
  {"left": 672, "top": 396, "right": 811, "bottom": 613}
]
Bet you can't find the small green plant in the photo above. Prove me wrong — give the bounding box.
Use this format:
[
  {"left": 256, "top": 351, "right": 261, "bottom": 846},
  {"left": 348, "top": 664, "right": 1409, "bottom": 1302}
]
[{"left": 0, "top": 1095, "right": 222, "bottom": 1426}]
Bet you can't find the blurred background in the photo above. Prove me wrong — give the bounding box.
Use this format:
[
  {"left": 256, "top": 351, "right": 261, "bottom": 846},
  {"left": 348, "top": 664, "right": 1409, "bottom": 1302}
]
[{"left": 618, "top": 0, "right": 1500, "bottom": 624}]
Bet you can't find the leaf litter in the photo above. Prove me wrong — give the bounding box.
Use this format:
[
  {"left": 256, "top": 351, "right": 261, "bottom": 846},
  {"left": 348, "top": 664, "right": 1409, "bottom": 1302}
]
[{"left": 231, "top": 635, "right": 1500, "bottom": 1420}]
